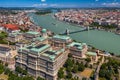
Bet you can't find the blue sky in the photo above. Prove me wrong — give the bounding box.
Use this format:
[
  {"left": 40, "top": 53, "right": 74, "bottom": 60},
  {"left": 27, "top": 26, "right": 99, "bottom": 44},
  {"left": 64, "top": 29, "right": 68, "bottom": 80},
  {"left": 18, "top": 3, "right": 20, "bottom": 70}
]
[{"left": 0, "top": 0, "right": 120, "bottom": 7}]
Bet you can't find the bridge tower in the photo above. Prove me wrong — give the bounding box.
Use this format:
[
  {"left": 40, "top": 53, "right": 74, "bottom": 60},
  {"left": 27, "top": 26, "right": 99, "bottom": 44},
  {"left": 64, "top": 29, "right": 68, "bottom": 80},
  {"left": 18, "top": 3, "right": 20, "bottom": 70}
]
[{"left": 65, "top": 28, "right": 70, "bottom": 35}]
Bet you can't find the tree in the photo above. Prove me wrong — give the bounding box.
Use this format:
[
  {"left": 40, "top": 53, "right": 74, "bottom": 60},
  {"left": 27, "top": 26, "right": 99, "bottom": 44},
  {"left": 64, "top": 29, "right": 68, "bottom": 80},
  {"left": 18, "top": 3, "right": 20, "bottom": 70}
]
[
  {"left": 99, "top": 69, "right": 106, "bottom": 78},
  {"left": 15, "top": 66, "right": 22, "bottom": 73},
  {"left": 22, "top": 70, "right": 27, "bottom": 75},
  {"left": 58, "top": 68, "right": 64, "bottom": 79},
  {"left": 78, "top": 63, "right": 85, "bottom": 72},
  {"left": 90, "top": 64, "right": 93, "bottom": 69},
  {"left": 68, "top": 53, "right": 72, "bottom": 58},
  {"left": 22, "top": 76, "right": 34, "bottom": 80},
  {"left": 110, "top": 53, "right": 114, "bottom": 56},
  {"left": 82, "top": 77, "right": 87, "bottom": 80},
  {"left": 85, "top": 58, "right": 91, "bottom": 63},
  {"left": 0, "top": 60, "right": 3, "bottom": 64},
  {"left": 66, "top": 72, "right": 72, "bottom": 79},
  {"left": 4, "top": 68, "right": 11, "bottom": 75},
  {"left": 114, "top": 68, "right": 119, "bottom": 74},
  {"left": 72, "top": 65, "right": 78, "bottom": 73},
  {"left": 66, "top": 66, "right": 72, "bottom": 72},
  {"left": 8, "top": 72, "right": 20, "bottom": 80},
  {"left": 105, "top": 71, "right": 112, "bottom": 80},
  {"left": 0, "top": 63, "right": 4, "bottom": 74},
  {"left": 15, "top": 66, "right": 27, "bottom": 75},
  {"left": 65, "top": 58, "right": 74, "bottom": 68},
  {"left": 5, "top": 62, "right": 8, "bottom": 67},
  {"left": 85, "top": 62, "right": 89, "bottom": 67},
  {"left": 100, "top": 63, "right": 107, "bottom": 69},
  {"left": 37, "top": 76, "right": 45, "bottom": 80}
]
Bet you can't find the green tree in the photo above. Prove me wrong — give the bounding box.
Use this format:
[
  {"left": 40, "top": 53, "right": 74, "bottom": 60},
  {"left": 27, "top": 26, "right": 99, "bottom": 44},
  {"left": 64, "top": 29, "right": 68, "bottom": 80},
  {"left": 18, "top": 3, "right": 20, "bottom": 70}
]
[
  {"left": 0, "top": 63, "right": 4, "bottom": 74},
  {"left": 4, "top": 68, "right": 11, "bottom": 75},
  {"left": 5, "top": 62, "right": 8, "bottom": 67},
  {"left": 72, "top": 65, "right": 78, "bottom": 73},
  {"left": 15, "top": 66, "right": 22, "bottom": 73},
  {"left": 0, "top": 60, "right": 3, "bottom": 64},
  {"left": 8, "top": 72, "right": 19, "bottom": 80},
  {"left": 66, "top": 66, "right": 72, "bottom": 72},
  {"left": 99, "top": 69, "right": 106, "bottom": 78},
  {"left": 65, "top": 58, "right": 74, "bottom": 68},
  {"left": 68, "top": 53, "right": 72, "bottom": 58},
  {"left": 37, "top": 76, "right": 45, "bottom": 80},
  {"left": 22, "top": 70, "right": 27, "bottom": 75},
  {"left": 66, "top": 72, "right": 72, "bottom": 79},
  {"left": 78, "top": 63, "right": 85, "bottom": 72},
  {"left": 22, "top": 76, "right": 34, "bottom": 80},
  {"left": 82, "top": 77, "right": 87, "bottom": 80},
  {"left": 58, "top": 68, "right": 64, "bottom": 79},
  {"left": 85, "top": 58, "right": 91, "bottom": 63},
  {"left": 15, "top": 66, "right": 27, "bottom": 75}
]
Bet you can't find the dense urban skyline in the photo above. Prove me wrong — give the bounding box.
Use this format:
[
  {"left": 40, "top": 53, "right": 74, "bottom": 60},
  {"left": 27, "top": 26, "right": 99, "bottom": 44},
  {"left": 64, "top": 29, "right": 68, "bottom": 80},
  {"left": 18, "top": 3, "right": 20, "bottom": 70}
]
[{"left": 0, "top": 0, "right": 120, "bottom": 7}]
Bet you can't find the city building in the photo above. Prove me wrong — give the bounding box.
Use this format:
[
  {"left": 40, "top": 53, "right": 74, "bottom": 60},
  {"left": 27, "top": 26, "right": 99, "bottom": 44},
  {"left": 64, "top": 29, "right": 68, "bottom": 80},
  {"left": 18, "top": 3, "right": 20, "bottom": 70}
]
[
  {"left": 15, "top": 42, "right": 28, "bottom": 51},
  {"left": 7, "top": 32, "right": 23, "bottom": 42},
  {"left": 41, "top": 28, "right": 48, "bottom": 38},
  {"left": 67, "top": 42, "right": 88, "bottom": 58},
  {"left": 49, "top": 35, "right": 72, "bottom": 48},
  {"left": 0, "top": 26, "right": 4, "bottom": 31},
  {"left": 0, "top": 46, "right": 17, "bottom": 65},
  {"left": 16, "top": 43, "right": 69, "bottom": 80},
  {"left": 23, "top": 31, "right": 40, "bottom": 41},
  {"left": 86, "top": 52, "right": 98, "bottom": 62},
  {"left": 2, "top": 24, "right": 20, "bottom": 33},
  {"left": 33, "top": 36, "right": 48, "bottom": 45}
]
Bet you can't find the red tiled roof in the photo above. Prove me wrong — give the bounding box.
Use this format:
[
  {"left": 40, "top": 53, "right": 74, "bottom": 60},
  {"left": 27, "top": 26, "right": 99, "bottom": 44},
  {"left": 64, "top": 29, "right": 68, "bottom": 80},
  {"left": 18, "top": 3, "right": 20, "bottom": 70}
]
[{"left": 3, "top": 24, "right": 19, "bottom": 30}]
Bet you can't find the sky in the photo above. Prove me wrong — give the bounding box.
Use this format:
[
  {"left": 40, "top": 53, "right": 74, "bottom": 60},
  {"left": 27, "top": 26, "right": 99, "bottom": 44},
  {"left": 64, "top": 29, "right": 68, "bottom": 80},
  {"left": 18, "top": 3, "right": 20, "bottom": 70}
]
[{"left": 0, "top": 0, "right": 120, "bottom": 8}]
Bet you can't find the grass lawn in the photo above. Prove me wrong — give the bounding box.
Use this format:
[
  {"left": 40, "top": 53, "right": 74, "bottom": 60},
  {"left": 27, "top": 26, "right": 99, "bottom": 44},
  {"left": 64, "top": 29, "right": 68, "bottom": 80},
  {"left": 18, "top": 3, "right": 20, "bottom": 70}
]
[
  {"left": 79, "top": 68, "right": 93, "bottom": 78},
  {"left": 0, "top": 74, "right": 8, "bottom": 80}
]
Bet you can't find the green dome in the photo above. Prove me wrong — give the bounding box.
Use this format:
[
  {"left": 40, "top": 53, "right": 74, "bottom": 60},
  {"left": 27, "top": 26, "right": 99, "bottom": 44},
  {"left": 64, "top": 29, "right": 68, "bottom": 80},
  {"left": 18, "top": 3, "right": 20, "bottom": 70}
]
[{"left": 42, "top": 29, "right": 47, "bottom": 33}]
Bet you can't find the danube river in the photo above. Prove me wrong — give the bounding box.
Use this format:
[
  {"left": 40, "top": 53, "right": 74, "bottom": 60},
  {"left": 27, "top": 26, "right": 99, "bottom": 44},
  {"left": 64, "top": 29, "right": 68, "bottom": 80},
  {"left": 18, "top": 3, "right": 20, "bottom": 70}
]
[{"left": 29, "top": 13, "right": 120, "bottom": 55}]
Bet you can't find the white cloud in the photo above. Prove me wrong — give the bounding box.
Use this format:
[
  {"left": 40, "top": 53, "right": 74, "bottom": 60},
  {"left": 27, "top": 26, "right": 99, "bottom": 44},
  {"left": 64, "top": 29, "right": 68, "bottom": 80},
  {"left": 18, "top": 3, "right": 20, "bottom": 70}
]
[
  {"left": 33, "top": 3, "right": 47, "bottom": 7},
  {"left": 41, "top": 0, "right": 46, "bottom": 2},
  {"left": 102, "top": 2, "right": 120, "bottom": 7},
  {"left": 32, "top": 3, "right": 58, "bottom": 7},
  {"left": 32, "top": 3, "right": 78, "bottom": 8}
]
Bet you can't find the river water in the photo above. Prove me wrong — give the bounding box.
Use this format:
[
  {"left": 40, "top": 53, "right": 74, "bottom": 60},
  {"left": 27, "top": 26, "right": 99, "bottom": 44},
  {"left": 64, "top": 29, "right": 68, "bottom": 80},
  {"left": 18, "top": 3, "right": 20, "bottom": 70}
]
[{"left": 29, "top": 13, "right": 120, "bottom": 55}]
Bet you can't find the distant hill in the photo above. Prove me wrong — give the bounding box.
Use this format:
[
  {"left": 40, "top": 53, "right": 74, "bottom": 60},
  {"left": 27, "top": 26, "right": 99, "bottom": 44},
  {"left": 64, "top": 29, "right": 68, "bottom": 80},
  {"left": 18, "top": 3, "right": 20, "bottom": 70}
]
[{"left": 0, "top": 7, "right": 35, "bottom": 10}]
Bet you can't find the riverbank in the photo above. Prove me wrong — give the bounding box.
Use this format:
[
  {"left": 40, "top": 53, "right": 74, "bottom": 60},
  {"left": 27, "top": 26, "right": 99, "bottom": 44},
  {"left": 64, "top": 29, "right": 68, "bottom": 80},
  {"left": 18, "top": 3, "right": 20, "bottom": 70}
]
[{"left": 54, "top": 15, "right": 120, "bottom": 35}]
